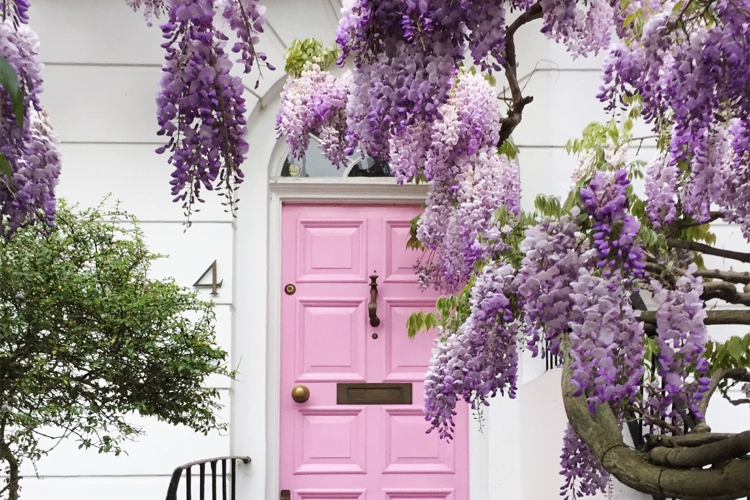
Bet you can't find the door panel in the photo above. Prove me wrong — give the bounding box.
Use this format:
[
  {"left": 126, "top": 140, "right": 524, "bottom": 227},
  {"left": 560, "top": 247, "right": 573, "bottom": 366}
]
[{"left": 280, "top": 204, "right": 469, "bottom": 500}]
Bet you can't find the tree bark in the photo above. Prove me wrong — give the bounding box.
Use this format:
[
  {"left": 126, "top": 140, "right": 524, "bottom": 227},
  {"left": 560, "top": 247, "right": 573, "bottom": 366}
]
[
  {"left": 561, "top": 343, "right": 750, "bottom": 500},
  {"left": 666, "top": 239, "right": 750, "bottom": 264},
  {"left": 497, "top": 3, "right": 543, "bottom": 147},
  {"left": 0, "top": 439, "right": 20, "bottom": 500},
  {"left": 639, "top": 309, "right": 750, "bottom": 326}
]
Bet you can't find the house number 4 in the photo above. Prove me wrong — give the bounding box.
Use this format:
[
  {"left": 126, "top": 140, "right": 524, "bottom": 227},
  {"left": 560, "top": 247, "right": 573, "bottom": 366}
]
[{"left": 193, "top": 260, "right": 223, "bottom": 295}]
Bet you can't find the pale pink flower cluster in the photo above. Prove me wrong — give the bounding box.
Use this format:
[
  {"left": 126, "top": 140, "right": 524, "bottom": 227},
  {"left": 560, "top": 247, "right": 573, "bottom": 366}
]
[
  {"left": 276, "top": 66, "right": 352, "bottom": 167},
  {"left": 540, "top": 0, "right": 615, "bottom": 57}
]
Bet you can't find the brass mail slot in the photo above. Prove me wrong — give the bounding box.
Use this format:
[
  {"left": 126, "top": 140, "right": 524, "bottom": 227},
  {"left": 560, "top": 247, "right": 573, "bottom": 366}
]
[{"left": 337, "top": 383, "right": 412, "bottom": 405}]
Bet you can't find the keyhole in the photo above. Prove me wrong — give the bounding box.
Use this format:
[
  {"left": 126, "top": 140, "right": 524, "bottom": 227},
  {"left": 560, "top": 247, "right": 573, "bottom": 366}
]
[{"left": 371, "top": 333, "right": 379, "bottom": 340}]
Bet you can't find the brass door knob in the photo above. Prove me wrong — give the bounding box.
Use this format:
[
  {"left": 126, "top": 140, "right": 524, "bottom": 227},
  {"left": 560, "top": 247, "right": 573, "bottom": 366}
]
[{"left": 291, "top": 385, "right": 310, "bottom": 403}]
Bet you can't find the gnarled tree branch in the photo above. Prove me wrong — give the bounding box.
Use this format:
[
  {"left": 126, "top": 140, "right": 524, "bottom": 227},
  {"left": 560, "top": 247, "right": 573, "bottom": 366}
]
[
  {"left": 498, "top": 2, "right": 542, "bottom": 146},
  {"left": 699, "top": 368, "right": 750, "bottom": 419},
  {"left": 693, "top": 269, "right": 750, "bottom": 285},
  {"left": 702, "top": 281, "right": 750, "bottom": 306},
  {"left": 667, "top": 239, "right": 750, "bottom": 264},
  {"left": 561, "top": 341, "right": 750, "bottom": 500},
  {"left": 644, "top": 432, "right": 736, "bottom": 451},
  {"left": 639, "top": 309, "right": 750, "bottom": 326},
  {"left": 648, "top": 431, "right": 750, "bottom": 468}
]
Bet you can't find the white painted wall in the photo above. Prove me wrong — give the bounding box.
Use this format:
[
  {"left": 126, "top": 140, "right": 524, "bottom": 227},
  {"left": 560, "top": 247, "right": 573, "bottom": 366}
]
[{"left": 14, "top": 1, "right": 748, "bottom": 499}]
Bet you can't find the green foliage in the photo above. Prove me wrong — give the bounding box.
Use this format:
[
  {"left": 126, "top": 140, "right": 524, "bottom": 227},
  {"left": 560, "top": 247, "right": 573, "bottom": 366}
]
[
  {"left": 407, "top": 283, "right": 474, "bottom": 340},
  {"left": 0, "top": 55, "right": 24, "bottom": 178},
  {"left": 705, "top": 334, "right": 750, "bottom": 372},
  {"left": 681, "top": 222, "right": 717, "bottom": 246},
  {"left": 498, "top": 138, "right": 519, "bottom": 160},
  {"left": 704, "top": 334, "right": 750, "bottom": 401},
  {"left": 534, "top": 194, "right": 563, "bottom": 218},
  {"left": 406, "top": 213, "right": 424, "bottom": 251},
  {"left": 0, "top": 202, "right": 230, "bottom": 495},
  {"left": 0, "top": 55, "right": 24, "bottom": 134},
  {"left": 284, "top": 38, "right": 340, "bottom": 77}
]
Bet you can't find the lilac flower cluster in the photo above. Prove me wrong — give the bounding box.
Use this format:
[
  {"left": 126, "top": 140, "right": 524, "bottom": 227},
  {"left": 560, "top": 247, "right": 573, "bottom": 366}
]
[
  {"left": 1, "top": 0, "right": 30, "bottom": 24},
  {"left": 722, "top": 119, "right": 750, "bottom": 239},
  {"left": 0, "top": 19, "right": 61, "bottom": 239},
  {"left": 516, "top": 210, "right": 591, "bottom": 358},
  {"left": 218, "top": 0, "right": 270, "bottom": 74},
  {"left": 683, "top": 127, "right": 733, "bottom": 225},
  {"left": 422, "top": 72, "right": 501, "bottom": 183},
  {"left": 568, "top": 269, "right": 645, "bottom": 412},
  {"left": 424, "top": 263, "right": 519, "bottom": 439},
  {"left": 540, "top": 0, "right": 614, "bottom": 57},
  {"left": 416, "top": 151, "right": 520, "bottom": 292},
  {"left": 601, "top": 2, "right": 750, "bottom": 235},
  {"left": 455, "top": 152, "right": 520, "bottom": 264},
  {"left": 125, "top": 0, "right": 166, "bottom": 22},
  {"left": 336, "top": 0, "right": 537, "bottom": 158},
  {"left": 155, "top": 0, "right": 249, "bottom": 215},
  {"left": 407, "top": 73, "right": 518, "bottom": 290},
  {"left": 560, "top": 424, "right": 609, "bottom": 500},
  {"left": 276, "top": 66, "right": 351, "bottom": 167},
  {"left": 579, "top": 170, "right": 645, "bottom": 279},
  {"left": 650, "top": 265, "right": 710, "bottom": 421},
  {"left": 644, "top": 153, "right": 678, "bottom": 230}
]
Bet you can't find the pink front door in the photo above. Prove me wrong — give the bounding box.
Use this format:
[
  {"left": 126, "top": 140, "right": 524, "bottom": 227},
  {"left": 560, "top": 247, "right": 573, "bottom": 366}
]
[{"left": 280, "top": 204, "right": 469, "bottom": 500}]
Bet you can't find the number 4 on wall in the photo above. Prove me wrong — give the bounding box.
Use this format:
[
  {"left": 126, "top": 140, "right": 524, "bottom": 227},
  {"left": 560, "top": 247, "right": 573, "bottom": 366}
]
[{"left": 193, "top": 260, "right": 223, "bottom": 295}]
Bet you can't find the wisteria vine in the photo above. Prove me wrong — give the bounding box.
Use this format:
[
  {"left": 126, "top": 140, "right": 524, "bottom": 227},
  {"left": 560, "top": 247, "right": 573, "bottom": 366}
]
[{"left": 0, "top": 6, "right": 61, "bottom": 239}]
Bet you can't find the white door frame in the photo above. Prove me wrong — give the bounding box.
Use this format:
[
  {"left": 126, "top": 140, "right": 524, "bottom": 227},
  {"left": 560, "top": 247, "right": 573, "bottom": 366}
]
[{"left": 263, "top": 137, "right": 492, "bottom": 499}]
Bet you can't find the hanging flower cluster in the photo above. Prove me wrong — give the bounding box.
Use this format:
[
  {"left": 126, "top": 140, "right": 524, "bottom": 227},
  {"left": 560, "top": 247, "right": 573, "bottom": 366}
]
[
  {"left": 540, "top": 0, "right": 615, "bottom": 57},
  {"left": 424, "top": 263, "right": 520, "bottom": 439},
  {"left": 149, "top": 0, "right": 271, "bottom": 216},
  {"left": 0, "top": 14, "right": 61, "bottom": 239},
  {"left": 517, "top": 210, "right": 590, "bottom": 358},
  {"left": 560, "top": 424, "right": 610, "bottom": 499},
  {"left": 579, "top": 169, "right": 645, "bottom": 280},
  {"left": 649, "top": 265, "right": 710, "bottom": 423},
  {"left": 275, "top": 65, "right": 352, "bottom": 168},
  {"left": 155, "top": 0, "right": 250, "bottom": 216},
  {"left": 403, "top": 73, "right": 519, "bottom": 291},
  {"left": 600, "top": 0, "right": 750, "bottom": 235}
]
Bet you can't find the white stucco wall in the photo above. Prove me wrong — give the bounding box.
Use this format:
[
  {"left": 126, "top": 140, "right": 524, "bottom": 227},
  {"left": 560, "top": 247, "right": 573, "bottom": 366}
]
[{"left": 12, "top": 1, "right": 748, "bottom": 499}]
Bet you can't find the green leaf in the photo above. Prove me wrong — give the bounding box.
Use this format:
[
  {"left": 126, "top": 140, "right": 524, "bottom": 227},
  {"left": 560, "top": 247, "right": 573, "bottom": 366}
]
[
  {"left": 0, "top": 152, "right": 11, "bottom": 177},
  {"left": 0, "top": 55, "right": 24, "bottom": 133},
  {"left": 498, "top": 138, "right": 519, "bottom": 159},
  {"left": 622, "top": 12, "right": 638, "bottom": 28},
  {"left": 726, "top": 338, "right": 745, "bottom": 362}
]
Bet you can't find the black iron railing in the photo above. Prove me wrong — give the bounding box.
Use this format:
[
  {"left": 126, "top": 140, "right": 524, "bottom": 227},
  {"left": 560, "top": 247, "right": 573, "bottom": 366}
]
[
  {"left": 165, "top": 456, "right": 251, "bottom": 500},
  {"left": 543, "top": 339, "right": 561, "bottom": 371}
]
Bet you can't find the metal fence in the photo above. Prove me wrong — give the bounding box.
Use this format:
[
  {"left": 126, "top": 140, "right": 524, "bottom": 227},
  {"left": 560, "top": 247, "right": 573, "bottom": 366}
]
[{"left": 165, "top": 456, "right": 251, "bottom": 500}]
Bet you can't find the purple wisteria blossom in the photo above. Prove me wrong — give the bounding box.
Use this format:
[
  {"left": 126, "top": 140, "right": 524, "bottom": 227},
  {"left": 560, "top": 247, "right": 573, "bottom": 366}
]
[
  {"left": 424, "top": 263, "right": 519, "bottom": 438},
  {"left": 517, "top": 209, "right": 590, "bottom": 357},
  {"left": 644, "top": 153, "right": 678, "bottom": 230},
  {"left": 580, "top": 170, "right": 645, "bottom": 279},
  {"left": 276, "top": 65, "right": 351, "bottom": 167},
  {"left": 218, "top": 0, "right": 270, "bottom": 74},
  {"left": 650, "top": 265, "right": 710, "bottom": 423},
  {"left": 540, "top": 0, "right": 614, "bottom": 57},
  {"left": 0, "top": 18, "right": 61, "bottom": 239},
  {"left": 568, "top": 269, "right": 645, "bottom": 413},
  {"left": 155, "top": 0, "right": 249, "bottom": 216},
  {"left": 560, "top": 424, "right": 609, "bottom": 499}
]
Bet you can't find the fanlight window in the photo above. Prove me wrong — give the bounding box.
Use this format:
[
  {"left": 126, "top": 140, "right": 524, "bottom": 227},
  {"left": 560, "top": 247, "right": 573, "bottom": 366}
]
[{"left": 280, "top": 137, "right": 390, "bottom": 178}]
